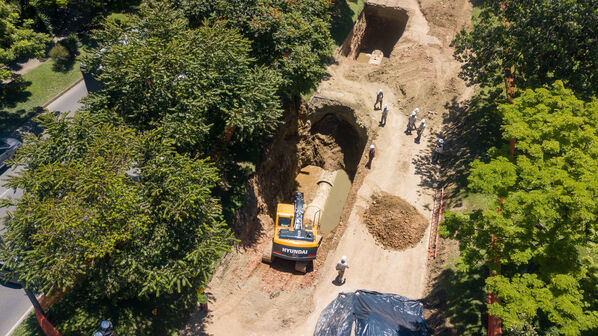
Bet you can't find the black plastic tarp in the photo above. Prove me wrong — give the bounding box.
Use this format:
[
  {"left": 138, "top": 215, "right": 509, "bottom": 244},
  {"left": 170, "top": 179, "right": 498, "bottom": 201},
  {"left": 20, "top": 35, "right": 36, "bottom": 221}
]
[{"left": 314, "top": 290, "right": 429, "bottom": 336}]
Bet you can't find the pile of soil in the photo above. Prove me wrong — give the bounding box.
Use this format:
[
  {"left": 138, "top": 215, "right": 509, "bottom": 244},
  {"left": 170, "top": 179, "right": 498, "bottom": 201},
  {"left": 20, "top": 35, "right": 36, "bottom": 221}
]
[{"left": 364, "top": 192, "right": 428, "bottom": 250}]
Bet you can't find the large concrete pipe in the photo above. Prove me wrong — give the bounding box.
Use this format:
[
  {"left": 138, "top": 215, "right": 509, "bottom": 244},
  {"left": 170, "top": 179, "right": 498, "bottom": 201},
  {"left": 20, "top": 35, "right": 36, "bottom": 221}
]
[{"left": 304, "top": 170, "right": 337, "bottom": 228}]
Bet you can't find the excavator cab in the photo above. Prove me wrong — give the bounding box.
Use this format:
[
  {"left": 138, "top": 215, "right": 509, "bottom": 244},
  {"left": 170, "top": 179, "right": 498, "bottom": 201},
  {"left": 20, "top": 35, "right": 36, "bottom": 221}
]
[{"left": 262, "top": 192, "right": 321, "bottom": 273}]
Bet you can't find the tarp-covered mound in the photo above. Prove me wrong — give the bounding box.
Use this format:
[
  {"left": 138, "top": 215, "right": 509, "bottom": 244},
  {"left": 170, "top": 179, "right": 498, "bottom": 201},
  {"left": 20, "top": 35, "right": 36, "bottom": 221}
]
[{"left": 314, "top": 290, "right": 429, "bottom": 336}]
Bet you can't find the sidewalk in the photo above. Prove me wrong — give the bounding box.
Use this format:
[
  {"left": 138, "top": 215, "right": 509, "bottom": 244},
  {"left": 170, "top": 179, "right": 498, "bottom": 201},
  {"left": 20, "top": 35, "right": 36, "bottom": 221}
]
[{"left": 12, "top": 58, "right": 47, "bottom": 76}]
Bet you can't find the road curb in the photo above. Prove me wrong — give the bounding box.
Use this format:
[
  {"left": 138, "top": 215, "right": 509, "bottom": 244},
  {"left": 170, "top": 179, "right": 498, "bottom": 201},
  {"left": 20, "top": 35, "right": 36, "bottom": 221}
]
[
  {"left": 3, "top": 292, "right": 45, "bottom": 336},
  {"left": 4, "top": 306, "right": 33, "bottom": 336},
  {"left": 5, "top": 76, "right": 85, "bottom": 139},
  {"left": 42, "top": 76, "right": 84, "bottom": 108}
]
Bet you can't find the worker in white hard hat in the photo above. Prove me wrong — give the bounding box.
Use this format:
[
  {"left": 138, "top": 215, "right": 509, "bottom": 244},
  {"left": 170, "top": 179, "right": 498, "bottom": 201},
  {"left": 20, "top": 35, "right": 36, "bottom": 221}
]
[
  {"left": 366, "top": 144, "right": 375, "bottom": 169},
  {"left": 335, "top": 256, "right": 349, "bottom": 284},
  {"left": 407, "top": 108, "right": 419, "bottom": 133},
  {"left": 416, "top": 119, "right": 426, "bottom": 142},
  {"left": 432, "top": 138, "right": 444, "bottom": 163},
  {"left": 379, "top": 104, "right": 389, "bottom": 126},
  {"left": 374, "top": 89, "right": 384, "bottom": 110}
]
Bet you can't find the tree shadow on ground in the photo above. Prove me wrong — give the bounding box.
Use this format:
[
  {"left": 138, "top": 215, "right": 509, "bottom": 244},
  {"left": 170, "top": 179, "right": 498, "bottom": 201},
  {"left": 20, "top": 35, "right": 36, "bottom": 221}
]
[
  {"left": 0, "top": 79, "right": 36, "bottom": 136},
  {"left": 421, "top": 85, "right": 506, "bottom": 334},
  {"left": 0, "top": 79, "right": 32, "bottom": 109},
  {"left": 179, "top": 297, "right": 214, "bottom": 336},
  {"left": 51, "top": 58, "right": 77, "bottom": 73},
  {"left": 414, "top": 86, "right": 505, "bottom": 198},
  {"left": 412, "top": 130, "right": 443, "bottom": 190},
  {"left": 425, "top": 263, "right": 488, "bottom": 335},
  {"left": 443, "top": 86, "right": 504, "bottom": 192}
]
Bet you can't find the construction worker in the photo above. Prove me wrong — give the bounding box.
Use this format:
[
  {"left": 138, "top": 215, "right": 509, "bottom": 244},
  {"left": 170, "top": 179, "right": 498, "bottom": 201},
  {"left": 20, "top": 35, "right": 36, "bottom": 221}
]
[
  {"left": 198, "top": 287, "right": 208, "bottom": 312},
  {"left": 432, "top": 138, "right": 444, "bottom": 163},
  {"left": 416, "top": 119, "right": 426, "bottom": 142},
  {"left": 365, "top": 144, "right": 375, "bottom": 169},
  {"left": 374, "top": 89, "right": 383, "bottom": 110},
  {"left": 379, "top": 104, "right": 389, "bottom": 126},
  {"left": 335, "top": 256, "right": 349, "bottom": 284},
  {"left": 406, "top": 108, "right": 419, "bottom": 133}
]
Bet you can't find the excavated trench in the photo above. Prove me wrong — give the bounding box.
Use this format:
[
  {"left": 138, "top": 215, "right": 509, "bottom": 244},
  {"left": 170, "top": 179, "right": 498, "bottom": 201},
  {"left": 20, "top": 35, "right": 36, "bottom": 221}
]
[
  {"left": 233, "top": 100, "right": 368, "bottom": 274},
  {"left": 306, "top": 111, "right": 366, "bottom": 179},
  {"left": 340, "top": 3, "right": 409, "bottom": 61}
]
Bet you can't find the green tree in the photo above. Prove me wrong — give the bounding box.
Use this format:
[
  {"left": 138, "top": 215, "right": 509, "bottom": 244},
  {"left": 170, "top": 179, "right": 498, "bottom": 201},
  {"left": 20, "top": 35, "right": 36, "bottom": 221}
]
[
  {"left": 452, "top": 0, "right": 598, "bottom": 97},
  {"left": 0, "top": 111, "right": 234, "bottom": 297},
  {"left": 84, "top": 0, "right": 282, "bottom": 155},
  {"left": 17, "top": 0, "right": 132, "bottom": 33},
  {"left": 180, "top": 0, "right": 335, "bottom": 97},
  {"left": 441, "top": 81, "right": 598, "bottom": 334},
  {"left": 0, "top": 1, "right": 50, "bottom": 80}
]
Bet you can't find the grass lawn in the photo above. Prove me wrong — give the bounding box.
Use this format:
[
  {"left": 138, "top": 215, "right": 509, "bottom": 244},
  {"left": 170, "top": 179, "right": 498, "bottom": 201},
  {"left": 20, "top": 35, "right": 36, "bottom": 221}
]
[
  {"left": 330, "top": 0, "right": 366, "bottom": 47},
  {"left": 9, "top": 59, "right": 82, "bottom": 113},
  {"left": 10, "top": 313, "right": 43, "bottom": 336},
  {"left": 0, "top": 59, "right": 82, "bottom": 135},
  {"left": 107, "top": 12, "right": 130, "bottom": 21},
  {"left": 448, "top": 191, "right": 496, "bottom": 213},
  {"left": 348, "top": 0, "right": 366, "bottom": 22}
]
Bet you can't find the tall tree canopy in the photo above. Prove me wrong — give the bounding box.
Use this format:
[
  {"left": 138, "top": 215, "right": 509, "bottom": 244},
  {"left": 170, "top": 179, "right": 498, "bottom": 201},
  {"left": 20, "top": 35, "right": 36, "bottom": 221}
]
[
  {"left": 0, "top": 111, "right": 234, "bottom": 296},
  {"left": 0, "top": 1, "right": 50, "bottom": 80},
  {"left": 15, "top": 0, "right": 137, "bottom": 34},
  {"left": 84, "top": 0, "right": 282, "bottom": 155},
  {"left": 442, "top": 81, "right": 598, "bottom": 335},
  {"left": 180, "top": 0, "right": 335, "bottom": 97},
  {"left": 452, "top": 0, "right": 598, "bottom": 97}
]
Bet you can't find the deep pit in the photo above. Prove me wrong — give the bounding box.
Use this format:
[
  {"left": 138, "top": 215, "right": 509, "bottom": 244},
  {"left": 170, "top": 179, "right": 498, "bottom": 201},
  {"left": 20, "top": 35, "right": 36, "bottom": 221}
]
[
  {"left": 307, "top": 112, "right": 367, "bottom": 179},
  {"left": 234, "top": 101, "right": 368, "bottom": 246},
  {"left": 341, "top": 3, "right": 409, "bottom": 60},
  {"left": 240, "top": 99, "right": 369, "bottom": 276}
]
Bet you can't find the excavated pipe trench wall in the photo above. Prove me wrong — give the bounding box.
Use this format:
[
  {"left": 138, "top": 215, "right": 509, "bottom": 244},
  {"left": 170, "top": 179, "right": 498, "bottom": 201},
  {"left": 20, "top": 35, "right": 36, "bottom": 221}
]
[
  {"left": 306, "top": 103, "right": 368, "bottom": 179},
  {"left": 340, "top": 3, "right": 409, "bottom": 59},
  {"left": 233, "top": 100, "right": 369, "bottom": 243}
]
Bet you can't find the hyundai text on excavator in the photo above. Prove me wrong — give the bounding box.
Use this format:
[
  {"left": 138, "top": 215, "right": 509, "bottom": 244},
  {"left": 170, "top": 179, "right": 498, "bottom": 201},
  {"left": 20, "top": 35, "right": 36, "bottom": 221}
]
[{"left": 262, "top": 192, "right": 322, "bottom": 273}]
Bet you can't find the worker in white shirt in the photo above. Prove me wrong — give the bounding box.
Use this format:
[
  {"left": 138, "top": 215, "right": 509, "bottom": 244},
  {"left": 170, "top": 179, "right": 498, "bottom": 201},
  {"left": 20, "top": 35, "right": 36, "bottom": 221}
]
[
  {"left": 416, "top": 119, "right": 426, "bottom": 142},
  {"left": 335, "top": 256, "right": 349, "bottom": 284}
]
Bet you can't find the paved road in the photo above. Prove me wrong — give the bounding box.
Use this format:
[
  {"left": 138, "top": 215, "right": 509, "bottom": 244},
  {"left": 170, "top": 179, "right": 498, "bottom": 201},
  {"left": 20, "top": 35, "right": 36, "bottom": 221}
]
[
  {"left": 0, "top": 80, "right": 88, "bottom": 336},
  {"left": 46, "top": 80, "right": 86, "bottom": 115},
  {"left": 0, "top": 167, "right": 28, "bottom": 336}
]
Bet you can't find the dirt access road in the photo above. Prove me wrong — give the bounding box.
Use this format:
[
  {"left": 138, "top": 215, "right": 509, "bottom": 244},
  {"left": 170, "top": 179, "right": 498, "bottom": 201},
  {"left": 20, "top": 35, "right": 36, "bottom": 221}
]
[{"left": 181, "top": 0, "right": 473, "bottom": 334}]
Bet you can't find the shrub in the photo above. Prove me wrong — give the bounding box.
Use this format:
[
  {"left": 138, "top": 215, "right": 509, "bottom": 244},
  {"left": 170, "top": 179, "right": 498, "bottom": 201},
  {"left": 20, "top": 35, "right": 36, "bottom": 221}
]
[
  {"left": 61, "top": 34, "right": 79, "bottom": 56},
  {"left": 49, "top": 44, "right": 71, "bottom": 71}
]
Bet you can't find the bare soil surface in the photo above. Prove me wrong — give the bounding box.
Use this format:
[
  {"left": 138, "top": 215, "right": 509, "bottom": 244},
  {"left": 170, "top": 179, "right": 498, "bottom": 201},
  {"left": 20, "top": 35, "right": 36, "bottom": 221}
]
[
  {"left": 12, "top": 58, "right": 46, "bottom": 75},
  {"left": 180, "top": 1, "right": 473, "bottom": 335},
  {"left": 365, "top": 192, "right": 428, "bottom": 250}
]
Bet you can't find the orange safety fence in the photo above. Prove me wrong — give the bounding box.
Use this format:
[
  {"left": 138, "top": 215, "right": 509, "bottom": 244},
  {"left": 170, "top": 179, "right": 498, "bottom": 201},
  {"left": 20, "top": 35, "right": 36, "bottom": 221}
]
[
  {"left": 34, "top": 306, "right": 62, "bottom": 336},
  {"left": 427, "top": 189, "right": 438, "bottom": 260},
  {"left": 428, "top": 187, "right": 444, "bottom": 259},
  {"left": 434, "top": 187, "right": 444, "bottom": 258}
]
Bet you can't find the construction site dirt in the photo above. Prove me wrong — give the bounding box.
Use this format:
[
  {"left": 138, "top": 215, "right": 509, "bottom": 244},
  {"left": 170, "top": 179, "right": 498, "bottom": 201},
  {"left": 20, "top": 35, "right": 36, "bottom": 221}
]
[
  {"left": 180, "top": 0, "right": 474, "bottom": 335},
  {"left": 364, "top": 192, "right": 428, "bottom": 251}
]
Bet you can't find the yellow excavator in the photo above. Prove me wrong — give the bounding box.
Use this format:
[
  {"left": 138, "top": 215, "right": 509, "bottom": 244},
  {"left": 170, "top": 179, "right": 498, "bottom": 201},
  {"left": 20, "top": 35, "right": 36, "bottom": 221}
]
[{"left": 262, "top": 192, "right": 322, "bottom": 273}]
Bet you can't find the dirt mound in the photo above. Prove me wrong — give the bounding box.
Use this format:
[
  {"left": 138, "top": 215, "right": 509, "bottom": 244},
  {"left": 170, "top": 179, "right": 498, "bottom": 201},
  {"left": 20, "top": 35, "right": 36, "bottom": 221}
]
[{"left": 365, "top": 193, "right": 428, "bottom": 250}]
